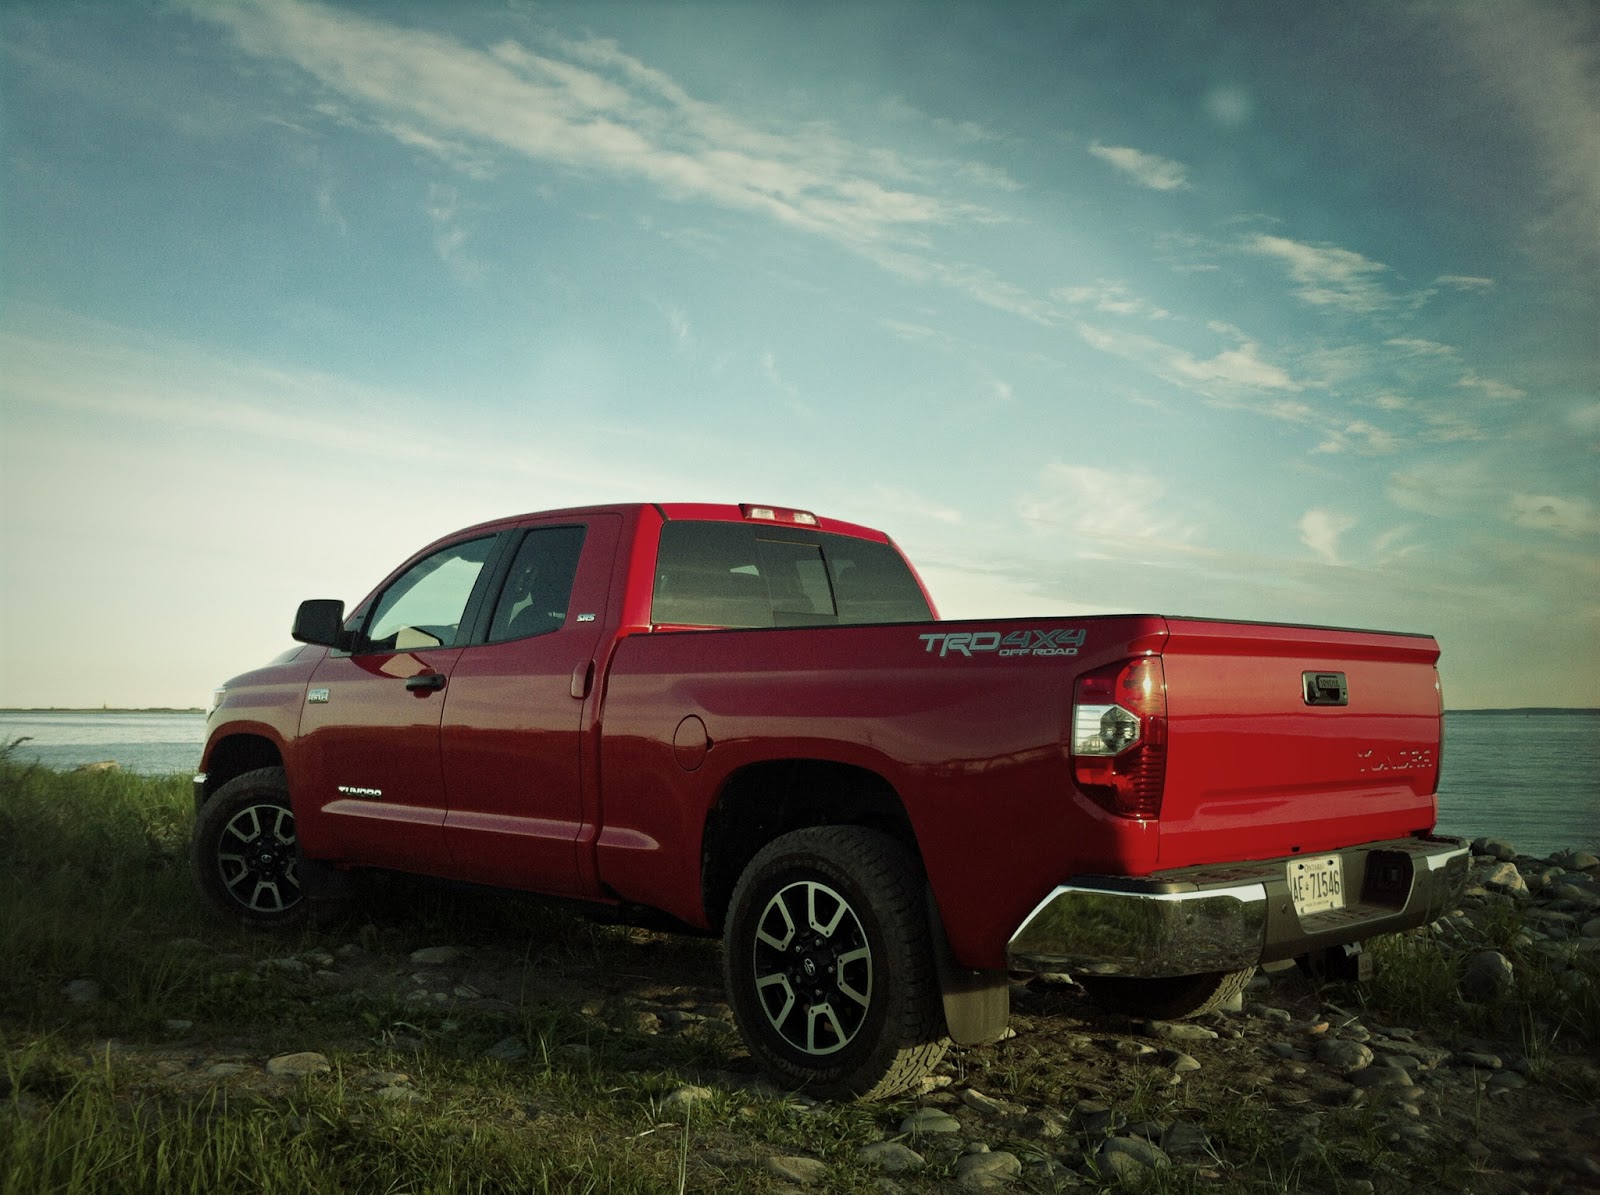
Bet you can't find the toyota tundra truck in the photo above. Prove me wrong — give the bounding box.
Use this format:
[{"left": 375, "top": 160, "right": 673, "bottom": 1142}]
[{"left": 193, "top": 501, "right": 1468, "bottom": 1098}]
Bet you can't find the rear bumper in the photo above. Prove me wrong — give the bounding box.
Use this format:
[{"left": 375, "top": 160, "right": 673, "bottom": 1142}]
[{"left": 1006, "top": 834, "right": 1468, "bottom": 978}]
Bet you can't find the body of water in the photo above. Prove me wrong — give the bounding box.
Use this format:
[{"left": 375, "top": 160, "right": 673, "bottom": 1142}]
[{"left": 3, "top": 710, "right": 1595, "bottom": 859}]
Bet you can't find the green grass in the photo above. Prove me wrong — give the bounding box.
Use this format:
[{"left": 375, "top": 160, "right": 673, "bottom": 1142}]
[{"left": 4, "top": 753, "right": 1597, "bottom": 1194}]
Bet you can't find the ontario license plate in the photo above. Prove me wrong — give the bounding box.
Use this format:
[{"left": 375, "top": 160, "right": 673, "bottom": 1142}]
[{"left": 1288, "top": 855, "right": 1346, "bottom": 918}]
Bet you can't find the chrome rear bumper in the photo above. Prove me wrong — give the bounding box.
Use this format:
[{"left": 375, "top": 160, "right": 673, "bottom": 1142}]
[{"left": 1006, "top": 835, "right": 1468, "bottom": 978}]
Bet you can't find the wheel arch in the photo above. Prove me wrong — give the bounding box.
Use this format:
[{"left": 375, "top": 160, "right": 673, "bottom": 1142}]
[
  {"left": 199, "top": 734, "right": 284, "bottom": 805},
  {"left": 700, "top": 758, "right": 918, "bottom": 935}
]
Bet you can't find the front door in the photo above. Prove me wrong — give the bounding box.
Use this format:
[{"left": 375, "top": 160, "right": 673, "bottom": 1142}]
[{"left": 295, "top": 534, "right": 499, "bottom": 873}]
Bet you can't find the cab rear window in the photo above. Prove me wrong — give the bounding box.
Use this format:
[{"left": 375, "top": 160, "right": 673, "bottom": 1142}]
[{"left": 652, "top": 522, "right": 931, "bottom": 628}]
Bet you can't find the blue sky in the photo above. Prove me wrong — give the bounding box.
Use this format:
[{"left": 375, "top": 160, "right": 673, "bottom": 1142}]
[{"left": 2, "top": 1, "right": 1596, "bottom": 709}]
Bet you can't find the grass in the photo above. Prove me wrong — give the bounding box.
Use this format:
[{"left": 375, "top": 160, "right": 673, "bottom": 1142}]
[{"left": 3, "top": 752, "right": 1597, "bottom": 1193}]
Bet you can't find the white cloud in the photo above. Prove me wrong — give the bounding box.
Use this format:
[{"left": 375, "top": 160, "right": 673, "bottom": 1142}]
[
  {"left": 1019, "top": 463, "right": 1196, "bottom": 548},
  {"left": 1434, "top": 274, "right": 1495, "bottom": 291},
  {"left": 1446, "top": 5, "right": 1600, "bottom": 273},
  {"left": 1507, "top": 494, "right": 1600, "bottom": 537},
  {"left": 1244, "top": 234, "right": 1394, "bottom": 312},
  {"left": 1298, "top": 509, "right": 1357, "bottom": 565},
  {"left": 192, "top": 0, "right": 993, "bottom": 253},
  {"left": 1385, "top": 337, "right": 1456, "bottom": 357},
  {"left": 1053, "top": 281, "right": 1169, "bottom": 320},
  {"left": 1087, "top": 142, "right": 1189, "bottom": 191},
  {"left": 1457, "top": 372, "right": 1527, "bottom": 401},
  {"left": 1075, "top": 323, "right": 1302, "bottom": 406},
  {"left": 1313, "top": 420, "right": 1400, "bottom": 455}
]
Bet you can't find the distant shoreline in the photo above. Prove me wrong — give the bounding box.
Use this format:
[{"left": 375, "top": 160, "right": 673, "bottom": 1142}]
[
  {"left": 1446, "top": 708, "right": 1599, "bottom": 716},
  {"left": 0, "top": 708, "right": 206, "bottom": 715}
]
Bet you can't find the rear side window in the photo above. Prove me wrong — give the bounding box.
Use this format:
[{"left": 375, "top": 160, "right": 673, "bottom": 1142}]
[
  {"left": 652, "top": 522, "right": 931, "bottom": 628},
  {"left": 486, "top": 525, "right": 588, "bottom": 642}
]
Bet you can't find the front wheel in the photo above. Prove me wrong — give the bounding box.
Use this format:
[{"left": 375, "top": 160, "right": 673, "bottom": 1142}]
[
  {"left": 723, "top": 826, "right": 947, "bottom": 1100},
  {"left": 191, "top": 767, "right": 307, "bottom": 927}
]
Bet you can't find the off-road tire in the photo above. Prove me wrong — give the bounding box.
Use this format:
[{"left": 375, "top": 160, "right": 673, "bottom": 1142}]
[
  {"left": 723, "top": 826, "right": 948, "bottom": 1100},
  {"left": 1078, "top": 967, "right": 1255, "bottom": 1020},
  {"left": 191, "top": 767, "right": 308, "bottom": 928}
]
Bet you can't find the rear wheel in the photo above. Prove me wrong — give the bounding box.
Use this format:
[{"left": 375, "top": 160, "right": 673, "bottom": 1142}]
[
  {"left": 191, "top": 767, "right": 307, "bottom": 927},
  {"left": 723, "top": 826, "right": 947, "bottom": 1100},
  {"left": 1078, "top": 967, "right": 1254, "bottom": 1020}
]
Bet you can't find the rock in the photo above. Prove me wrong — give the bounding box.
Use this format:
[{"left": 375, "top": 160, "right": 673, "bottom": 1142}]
[
  {"left": 204, "top": 1063, "right": 247, "bottom": 1078},
  {"left": 61, "top": 979, "right": 101, "bottom": 1004},
  {"left": 955, "top": 1151, "right": 1022, "bottom": 1189},
  {"left": 1582, "top": 917, "right": 1600, "bottom": 938},
  {"left": 1471, "top": 837, "right": 1517, "bottom": 861},
  {"left": 1096, "top": 1038, "right": 1156, "bottom": 1058},
  {"left": 1099, "top": 1136, "right": 1170, "bottom": 1178},
  {"left": 73, "top": 761, "right": 120, "bottom": 773},
  {"left": 1477, "top": 862, "right": 1529, "bottom": 897},
  {"left": 1315, "top": 1039, "right": 1374, "bottom": 1074},
  {"left": 661, "top": 1085, "right": 715, "bottom": 1115},
  {"left": 163, "top": 1019, "right": 194, "bottom": 1033},
  {"left": 265, "top": 1051, "right": 331, "bottom": 1077},
  {"left": 1451, "top": 1050, "right": 1503, "bottom": 1070},
  {"left": 1564, "top": 850, "right": 1599, "bottom": 871},
  {"left": 1347, "top": 1066, "right": 1415, "bottom": 1089},
  {"left": 260, "top": 957, "right": 310, "bottom": 975},
  {"left": 765, "top": 1156, "right": 828, "bottom": 1185},
  {"left": 959, "top": 1088, "right": 1022, "bottom": 1117},
  {"left": 358, "top": 1070, "right": 411, "bottom": 1088},
  {"left": 1161, "top": 1122, "right": 1212, "bottom": 1156},
  {"left": 377, "top": 1085, "right": 425, "bottom": 1104},
  {"left": 1460, "top": 950, "right": 1515, "bottom": 1001},
  {"left": 1487, "top": 1071, "right": 1527, "bottom": 1094},
  {"left": 1550, "top": 883, "right": 1600, "bottom": 909},
  {"left": 1019, "top": 1109, "right": 1070, "bottom": 1139},
  {"left": 900, "top": 1107, "right": 962, "bottom": 1134},
  {"left": 1071, "top": 1100, "right": 1126, "bottom": 1134},
  {"left": 857, "top": 1142, "right": 925, "bottom": 1173},
  {"left": 1146, "top": 1020, "right": 1218, "bottom": 1042},
  {"left": 1157, "top": 1049, "right": 1201, "bottom": 1073},
  {"left": 408, "top": 946, "right": 461, "bottom": 966}
]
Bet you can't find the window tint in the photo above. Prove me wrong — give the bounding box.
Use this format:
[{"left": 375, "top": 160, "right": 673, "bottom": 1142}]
[
  {"left": 652, "top": 522, "right": 931, "bottom": 627},
  {"left": 362, "top": 536, "right": 494, "bottom": 652},
  {"left": 486, "top": 525, "right": 588, "bottom": 642}
]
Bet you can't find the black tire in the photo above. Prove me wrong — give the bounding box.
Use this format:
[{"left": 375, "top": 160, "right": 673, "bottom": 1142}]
[
  {"left": 1078, "top": 967, "right": 1255, "bottom": 1020},
  {"left": 723, "top": 826, "right": 947, "bottom": 1100},
  {"left": 191, "top": 767, "right": 308, "bottom": 928}
]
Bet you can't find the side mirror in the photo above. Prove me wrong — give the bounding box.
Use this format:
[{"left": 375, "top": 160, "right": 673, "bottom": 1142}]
[{"left": 292, "top": 599, "right": 349, "bottom": 649}]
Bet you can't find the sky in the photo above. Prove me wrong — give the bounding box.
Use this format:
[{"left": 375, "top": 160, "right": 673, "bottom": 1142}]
[{"left": 1, "top": 1, "right": 1596, "bottom": 711}]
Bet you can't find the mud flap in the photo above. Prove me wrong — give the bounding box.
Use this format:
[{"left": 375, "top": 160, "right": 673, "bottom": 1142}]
[{"left": 926, "top": 889, "right": 1009, "bottom": 1045}]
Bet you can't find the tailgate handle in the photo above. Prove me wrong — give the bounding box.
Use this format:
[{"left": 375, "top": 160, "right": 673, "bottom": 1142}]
[{"left": 1303, "top": 671, "right": 1348, "bottom": 706}]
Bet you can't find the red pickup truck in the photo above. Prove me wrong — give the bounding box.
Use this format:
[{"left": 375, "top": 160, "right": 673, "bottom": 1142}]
[{"left": 193, "top": 501, "right": 1467, "bottom": 1098}]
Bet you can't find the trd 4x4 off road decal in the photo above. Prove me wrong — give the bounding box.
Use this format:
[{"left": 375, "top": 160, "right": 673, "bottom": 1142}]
[{"left": 918, "top": 628, "right": 1086, "bottom": 658}]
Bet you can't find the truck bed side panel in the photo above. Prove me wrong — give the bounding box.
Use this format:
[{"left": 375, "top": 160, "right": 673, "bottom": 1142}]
[{"left": 594, "top": 617, "right": 1167, "bottom": 969}]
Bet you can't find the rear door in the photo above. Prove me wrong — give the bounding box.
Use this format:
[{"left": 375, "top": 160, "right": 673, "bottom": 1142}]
[{"left": 438, "top": 513, "right": 622, "bottom": 894}]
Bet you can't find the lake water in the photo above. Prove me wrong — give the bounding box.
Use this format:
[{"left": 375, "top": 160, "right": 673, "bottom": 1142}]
[{"left": 3, "top": 710, "right": 1595, "bottom": 858}]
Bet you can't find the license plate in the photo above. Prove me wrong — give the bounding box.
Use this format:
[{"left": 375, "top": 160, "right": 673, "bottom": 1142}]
[{"left": 1288, "top": 855, "right": 1346, "bottom": 918}]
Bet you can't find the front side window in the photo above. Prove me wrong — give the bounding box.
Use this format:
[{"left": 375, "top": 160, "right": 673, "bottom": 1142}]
[
  {"left": 361, "top": 536, "right": 494, "bottom": 652},
  {"left": 651, "top": 522, "right": 931, "bottom": 628}
]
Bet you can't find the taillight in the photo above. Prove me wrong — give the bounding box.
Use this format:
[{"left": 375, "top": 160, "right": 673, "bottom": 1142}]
[{"left": 1071, "top": 656, "right": 1167, "bottom": 818}]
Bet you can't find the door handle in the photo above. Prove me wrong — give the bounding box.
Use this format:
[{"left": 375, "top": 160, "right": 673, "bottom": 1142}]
[
  {"left": 405, "top": 673, "right": 446, "bottom": 692},
  {"left": 570, "top": 660, "right": 594, "bottom": 700}
]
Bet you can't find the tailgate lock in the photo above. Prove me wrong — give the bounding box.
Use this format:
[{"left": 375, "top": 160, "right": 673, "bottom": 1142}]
[{"left": 1302, "top": 671, "right": 1349, "bottom": 706}]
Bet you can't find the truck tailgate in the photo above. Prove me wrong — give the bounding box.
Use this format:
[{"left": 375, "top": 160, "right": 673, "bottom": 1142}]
[{"left": 1156, "top": 619, "right": 1442, "bottom": 870}]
